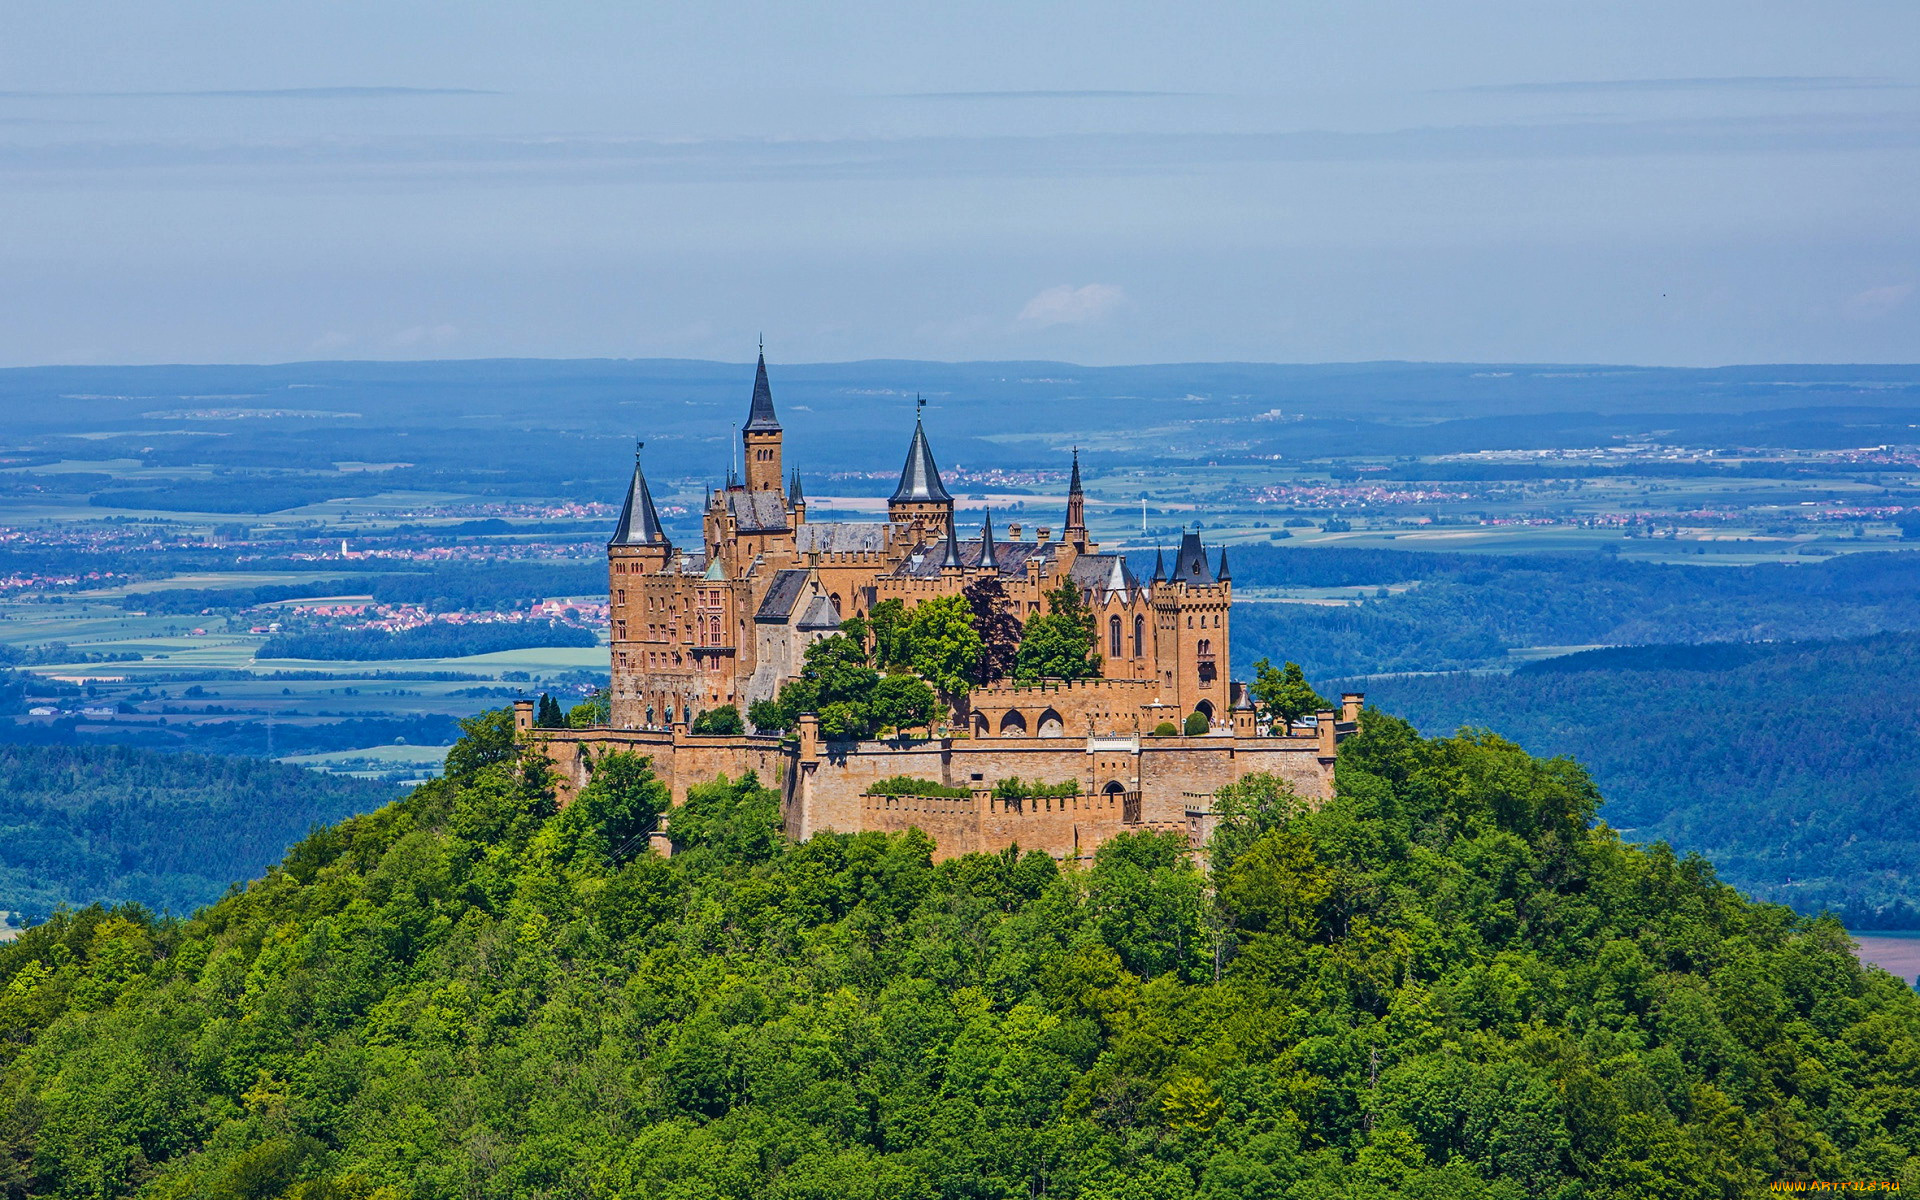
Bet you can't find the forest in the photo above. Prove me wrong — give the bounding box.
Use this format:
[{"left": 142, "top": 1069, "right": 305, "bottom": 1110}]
[
  {"left": 1221, "top": 547, "right": 1920, "bottom": 677},
  {"left": 0, "top": 710, "right": 1915, "bottom": 1197},
  {"left": 260, "top": 621, "right": 597, "bottom": 662},
  {"left": 1352, "top": 630, "right": 1920, "bottom": 927},
  {"left": 0, "top": 743, "right": 398, "bottom": 921}
]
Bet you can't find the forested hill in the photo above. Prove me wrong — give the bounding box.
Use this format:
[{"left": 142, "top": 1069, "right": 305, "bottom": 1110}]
[
  {"left": 2, "top": 712, "right": 1917, "bottom": 1197},
  {"left": 1221, "top": 547, "right": 1920, "bottom": 678},
  {"left": 0, "top": 743, "right": 398, "bottom": 921},
  {"left": 1348, "top": 630, "right": 1920, "bottom": 927}
]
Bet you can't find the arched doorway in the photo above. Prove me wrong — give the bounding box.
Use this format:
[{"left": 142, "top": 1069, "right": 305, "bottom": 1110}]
[
  {"left": 973, "top": 712, "right": 989, "bottom": 737},
  {"left": 1037, "top": 708, "right": 1064, "bottom": 738},
  {"left": 999, "top": 710, "right": 1028, "bottom": 736}
]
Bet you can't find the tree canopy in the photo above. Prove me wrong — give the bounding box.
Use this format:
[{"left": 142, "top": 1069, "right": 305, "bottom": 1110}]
[
  {"left": 1014, "top": 581, "right": 1102, "bottom": 682},
  {"left": 1250, "top": 657, "right": 1329, "bottom": 730},
  {"left": 0, "top": 707, "right": 1915, "bottom": 1197}
]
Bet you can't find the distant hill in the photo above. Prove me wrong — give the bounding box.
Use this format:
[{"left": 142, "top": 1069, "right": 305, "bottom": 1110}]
[
  {"left": 1223, "top": 546, "right": 1920, "bottom": 678},
  {"left": 0, "top": 743, "right": 399, "bottom": 920},
  {"left": 1350, "top": 630, "right": 1920, "bottom": 925}
]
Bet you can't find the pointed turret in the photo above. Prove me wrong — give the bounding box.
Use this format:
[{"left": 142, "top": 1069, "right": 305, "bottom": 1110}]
[
  {"left": 609, "top": 442, "right": 669, "bottom": 548},
  {"left": 941, "top": 532, "right": 965, "bottom": 570},
  {"left": 979, "top": 507, "right": 999, "bottom": 570},
  {"left": 1064, "top": 447, "right": 1087, "bottom": 542},
  {"left": 744, "top": 348, "right": 780, "bottom": 433},
  {"left": 1173, "top": 531, "right": 1214, "bottom": 584},
  {"left": 889, "top": 398, "right": 957, "bottom": 546},
  {"left": 741, "top": 346, "right": 784, "bottom": 492},
  {"left": 890, "top": 407, "right": 953, "bottom": 505},
  {"left": 1216, "top": 546, "right": 1231, "bottom": 582},
  {"left": 1152, "top": 546, "right": 1166, "bottom": 582},
  {"left": 787, "top": 468, "right": 806, "bottom": 523}
]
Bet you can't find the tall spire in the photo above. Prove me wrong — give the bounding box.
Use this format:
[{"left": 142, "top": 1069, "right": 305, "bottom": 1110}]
[
  {"left": 889, "top": 403, "right": 954, "bottom": 505},
  {"left": 1152, "top": 545, "right": 1165, "bottom": 582},
  {"left": 978, "top": 507, "right": 999, "bottom": 570},
  {"left": 941, "top": 531, "right": 965, "bottom": 570},
  {"left": 609, "top": 441, "right": 668, "bottom": 547},
  {"left": 788, "top": 468, "right": 804, "bottom": 503},
  {"left": 744, "top": 346, "right": 780, "bottom": 433},
  {"left": 1216, "top": 545, "right": 1231, "bottom": 582},
  {"left": 1064, "top": 446, "right": 1086, "bottom": 538}
]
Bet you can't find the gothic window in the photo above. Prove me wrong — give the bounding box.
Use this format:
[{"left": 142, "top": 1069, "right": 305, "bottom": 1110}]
[
  {"left": 1133, "top": 614, "right": 1145, "bottom": 657},
  {"left": 616, "top": 589, "right": 626, "bottom": 605},
  {"left": 1109, "top": 615, "right": 1121, "bottom": 658},
  {"left": 615, "top": 619, "right": 627, "bottom": 639}
]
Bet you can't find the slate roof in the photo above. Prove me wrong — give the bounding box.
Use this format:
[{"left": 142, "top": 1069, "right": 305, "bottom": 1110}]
[
  {"left": 1069, "top": 553, "right": 1138, "bottom": 596},
  {"left": 794, "top": 522, "right": 889, "bottom": 554},
  {"left": 890, "top": 417, "right": 953, "bottom": 505},
  {"left": 744, "top": 351, "right": 781, "bottom": 433},
  {"left": 892, "top": 537, "right": 1058, "bottom": 579},
  {"left": 726, "top": 490, "right": 789, "bottom": 533},
  {"left": 797, "top": 595, "right": 842, "bottom": 631},
  {"left": 755, "top": 569, "right": 812, "bottom": 622},
  {"left": 1172, "top": 532, "right": 1214, "bottom": 585},
  {"left": 608, "top": 454, "right": 668, "bottom": 547}
]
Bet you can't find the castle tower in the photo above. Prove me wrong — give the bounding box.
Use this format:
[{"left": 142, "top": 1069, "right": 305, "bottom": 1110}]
[
  {"left": 741, "top": 347, "right": 784, "bottom": 493},
  {"left": 978, "top": 507, "right": 999, "bottom": 571},
  {"left": 1152, "top": 531, "right": 1231, "bottom": 722},
  {"left": 888, "top": 400, "right": 955, "bottom": 545},
  {"left": 1065, "top": 448, "right": 1088, "bottom": 549},
  {"left": 787, "top": 469, "right": 806, "bottom": 524},
  {"left": 608, "top": 443, "right": 672, "bottom": 728}
]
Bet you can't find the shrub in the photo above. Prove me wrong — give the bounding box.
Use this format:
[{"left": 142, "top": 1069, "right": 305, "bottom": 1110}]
[
  {"left": 991, "top": 777, "right": 1081, "bottom": 800},
  {"left": 865, "top": 775, "right": 972, "bottom": 799},
  {"left": 1152, "top": 720, "right": 1179, "bottom": 737},
  {"left": 1184, "top": 711, "right": 1210, "bottom": 736}
]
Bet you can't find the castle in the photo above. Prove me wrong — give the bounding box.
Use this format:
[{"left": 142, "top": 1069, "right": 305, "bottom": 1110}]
[{"left": 519, "top": 353, "right": 1361, "bottom": 860}]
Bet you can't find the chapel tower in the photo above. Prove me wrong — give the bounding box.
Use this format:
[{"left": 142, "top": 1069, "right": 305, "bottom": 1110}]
[{"left": 741, "top": 347, "right": 784, "bottom": 494}]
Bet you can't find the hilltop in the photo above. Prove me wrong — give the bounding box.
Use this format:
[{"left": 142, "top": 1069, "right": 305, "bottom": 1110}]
[{"left": 0, "top": 709, "right": 1915, "bottom": 1197}]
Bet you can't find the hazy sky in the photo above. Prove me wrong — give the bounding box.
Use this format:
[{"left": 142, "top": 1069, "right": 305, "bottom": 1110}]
[{"left": 2, "top": 1, "right": 1916, "bottom": 367}]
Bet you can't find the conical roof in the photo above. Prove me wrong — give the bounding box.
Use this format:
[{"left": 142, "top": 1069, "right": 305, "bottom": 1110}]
[
  {"left": 789, "top": 469, "right": 804, "bottom": 503},
  {"left": 1173, "top": 532, "right": 1214, "bottom": 584},
  {"left": 609, "top": 445, "right": 668, "bottom": 547},
  {"left": 979, "top": 507, "right": 999, "bottom": 570},
  {"left": 941, "top": 530, "right": 965, "bottom": 569},
  {"left": 890, "top": 413, "right": 953, "bottom": 505},
  {"left": 744, "top": 350, "right": 781, "bottom": 433},
  {"left": 1152, "top": 546, "right": 1166, "bottom": 582},
  {"left": 1216, "top": 545, "right": 1231, "bottom": 581},
  {"left": 1068, "top": 448, "right": 1083, "bottom": 495}
]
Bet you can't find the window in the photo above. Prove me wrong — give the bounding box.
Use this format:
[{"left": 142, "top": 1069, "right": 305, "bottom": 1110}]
[
  {"left": 1133, "top": 615, "right": 1145, "bottom": 657},
  {"left": 615, "top": 619, "right": 627, "bottom": 639},
  {"left": 1109, "top": 615, "right": 1121, "bottom": 658},
  {"left": 616, "top": 589, "right": 626, "bottom": 605}
]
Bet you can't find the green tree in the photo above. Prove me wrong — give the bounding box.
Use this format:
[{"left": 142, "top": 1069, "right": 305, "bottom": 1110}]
[
  {"left": 906, "top": 594, "right": 983, "bottom": 706},
  {"left": 866, "top": 598, "right": 912, "bottom": 670},
  {"left": 567, "top": 687, "right": 610, "bottom": 727},
  {"left": 554, "top": 750, "right": 670, "bottom": 867},
  {"left": 746, "top": 698, "right": 793, "bottom": 733},
  {"left": 1250, "top": 658, "right": 1328, "bottom": 731},
  {"left": 1184, "top": 710, "right": 1210, "bottom": 735},
  {"left": 535, "top": 693, "right": 564, "bottom": 727},
  {"left": 691, "top": 705, "right": 744, "bottom": 735},
  {"left": 1013, "top": 582, "right": 1101, "bottom": 681},
  {"left": 443, "top": 707, "right": 518, "bottom": 779},
  {"left": 869, "top": 674, "right": 937, "bottom": 734}
]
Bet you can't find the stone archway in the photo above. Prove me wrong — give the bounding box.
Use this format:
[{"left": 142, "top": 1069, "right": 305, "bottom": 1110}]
[
  {"left": 1037, "top": 707, "right": 1065, "bottom": 738},
  {"left": 999, "top": 710, "right": 1028, "bottom": 736},
  {"left": 973, "top": 712, "right": 989, "bottom": 738}
]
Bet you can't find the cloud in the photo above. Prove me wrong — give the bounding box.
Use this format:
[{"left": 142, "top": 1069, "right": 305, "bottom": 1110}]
[
  {"left": 1018, "top": 284, "right": 1125, "bottom": 327},
  {"left": 1845, "top": 283, "right": 1915, "bottom": 319},
  {"left": 1458, "top": 76, "right": 1911, "bottom": 95},
  {"left": 0, "top": 86, "right": 496, "bottom": 100},
  {"left": 890, "top": 90, "right": 1205, "bottom": 100}
]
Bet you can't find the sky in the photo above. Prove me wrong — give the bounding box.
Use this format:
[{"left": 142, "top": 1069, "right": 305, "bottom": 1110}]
[{"left": 0, "top": 1, "right": 1916, "bottom": 368}]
